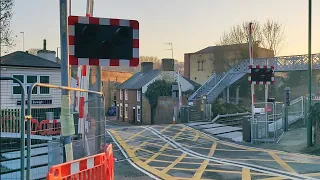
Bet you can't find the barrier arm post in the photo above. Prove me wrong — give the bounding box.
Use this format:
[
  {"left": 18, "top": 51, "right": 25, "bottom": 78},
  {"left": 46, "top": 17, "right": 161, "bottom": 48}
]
[{"left": 60, "top": 0, "right": 75, "bottom": 161}]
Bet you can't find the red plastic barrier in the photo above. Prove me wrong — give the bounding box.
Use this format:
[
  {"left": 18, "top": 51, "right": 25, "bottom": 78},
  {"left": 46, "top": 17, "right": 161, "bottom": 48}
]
[
  {"left": 38, "top": 120, "right": 61, "bottom": 136},
  {"left": 30, "top": 119, "right": 39, "bottom": 135},
  {"left": 106, "top": 144, "right": 114, "bottom": 180},
  {"left": 47, "top": 144, "right": 114, "bottom": 180}
]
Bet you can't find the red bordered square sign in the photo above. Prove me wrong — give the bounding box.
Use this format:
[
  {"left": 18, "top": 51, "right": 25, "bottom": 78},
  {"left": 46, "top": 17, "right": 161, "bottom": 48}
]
[
  {"left": 248, "top": 65, "right": 275, "bottom": 85},
  {"left": 68, "top": 16, "right": 139, "bottom": 67}
]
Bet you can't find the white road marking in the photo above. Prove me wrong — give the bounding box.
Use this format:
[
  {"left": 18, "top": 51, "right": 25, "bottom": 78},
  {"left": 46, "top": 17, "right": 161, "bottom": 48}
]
[
  {"left": 147, "top": 126, "right": 316, "bottom": 180},
  {"left": 107, "top": 131, "right": 161, "bottom": 180}
]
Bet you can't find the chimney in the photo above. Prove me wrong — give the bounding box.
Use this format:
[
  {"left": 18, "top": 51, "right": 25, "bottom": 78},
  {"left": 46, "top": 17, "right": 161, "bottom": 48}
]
[
  {"left": 37, "top": 39, "right": 56, "bottom": 62},
  {"left": 141, "top": 62, "right": 153, "bottom": 73},
  {"left": 161, "top": 58, "right": 174, "bottom": 71},
  {"left": 43, "top": 39, "right": 47, "bottom": 50}
]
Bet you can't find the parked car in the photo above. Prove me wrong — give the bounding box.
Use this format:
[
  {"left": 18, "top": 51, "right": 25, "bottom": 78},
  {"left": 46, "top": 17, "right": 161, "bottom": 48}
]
[{"left": 107, "top": 106, "right": 116, "bottom": 116}]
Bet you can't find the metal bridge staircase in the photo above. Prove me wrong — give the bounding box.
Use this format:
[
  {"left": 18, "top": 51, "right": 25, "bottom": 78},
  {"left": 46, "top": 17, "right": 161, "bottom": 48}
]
[{"left": 188, "top": 53, "right": 320, "bottom": 103}]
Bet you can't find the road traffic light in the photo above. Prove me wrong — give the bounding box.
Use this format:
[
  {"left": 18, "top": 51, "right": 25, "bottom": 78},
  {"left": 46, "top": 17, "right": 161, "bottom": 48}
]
[
  {"left": 285, "top": 87, "right": 290, "bottom": 106},
  {"left": 74, "top": 23, "right": 133, "bottom": 59},
  {"left": 250, "top": 68, "right": 274, "bottom": 82},
  {"left": 248, "top": 66, "right": 275, "bottom": 84},
  {"left": 68, "top": 16, "right": 139, "bottom": 67}
]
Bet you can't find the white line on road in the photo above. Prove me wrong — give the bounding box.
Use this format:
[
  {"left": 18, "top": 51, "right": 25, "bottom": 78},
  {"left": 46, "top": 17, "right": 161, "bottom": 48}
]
[
  {"left": 183, "top": 124, "right": 320, "bottom": 159},
  {"left": 107, "top": 131, "right": 161, "bottom": 180},
  {"left": 147, "top": 126, "right": 316, "bottom": 180}
]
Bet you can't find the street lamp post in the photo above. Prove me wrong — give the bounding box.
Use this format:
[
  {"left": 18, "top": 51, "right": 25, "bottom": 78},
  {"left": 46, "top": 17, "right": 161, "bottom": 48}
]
[
  {"left": 307, "top": 0, "right": 312, "bottom": 147},
  {"left": 165, "top": 42, "right": 174, "bottom": 69},
  {"left": 20, "top": 32, "right": 24, "bottom": 51}
]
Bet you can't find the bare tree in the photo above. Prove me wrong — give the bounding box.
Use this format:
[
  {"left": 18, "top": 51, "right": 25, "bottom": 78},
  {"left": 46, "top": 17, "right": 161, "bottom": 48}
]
[
  {"left": 139, "top": 56, "right": 160, "bottom": 63},
  {"left": 261, "top": 19, "right": 285, "bottom": 55},
  {"left": 218, "top": 19, "right": 285, "bottom": 56},
  {"left": 219, "top": 21, "right": 262, "bottom": 46},
  {"left": 1, "top": 0, "right": 15, "bottom": 54},
  {"left": 138, "top": 56, "right": 161, "bottom": 70}
]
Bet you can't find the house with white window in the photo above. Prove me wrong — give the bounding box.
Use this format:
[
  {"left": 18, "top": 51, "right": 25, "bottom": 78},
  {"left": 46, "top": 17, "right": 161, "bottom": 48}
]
[
  {"left": 116, "top": 59, "right": 199, "bottom": 124},
  {"left": 0, "top": 51, "right": 65, "bottom": 120}
]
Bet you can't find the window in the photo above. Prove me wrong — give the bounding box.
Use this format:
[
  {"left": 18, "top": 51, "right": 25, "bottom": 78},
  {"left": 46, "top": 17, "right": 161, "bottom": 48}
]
[
  {"left": 137, "top": 105, "right": 141, "bottom": 122},
  {"left": 39, "top": 76, "right": 50, "bottom": 94},
  {"left": 119, "top": 90, "right": 123, "bottom": 100},
  {"left": 125, "top": 104, "right": 128, "bottom": 118},
  {"left": 137, "top": 90, "right": 141, "bottom": 102},
  {"left": 201, "top": 61, "right": 205, "bottom": 71},
  {"left": 12, "top": 75, "right": 50, "bottom": 95},
  {"left": 197, "top": 61, "right": 200, "bottom": 71},
  {"left": 13, "top": 75, "right": 24, "bottom": 83},
  {"left": 120, "top": 103, "right": 123, "bottom": 117},
  {"left": 125, "top": 89, "right": 128, "bottom": 100},
  {"left": 27, "top": 75, "right": 38, "bottom": 94},
  {"left": 12, "top": 75, "right": 24, "bottom": 94}
]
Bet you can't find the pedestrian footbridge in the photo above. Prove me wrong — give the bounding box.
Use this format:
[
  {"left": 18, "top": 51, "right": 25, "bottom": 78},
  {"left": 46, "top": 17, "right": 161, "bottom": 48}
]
[{"left": 189, "top": 53, "right": 320, "bottom": 103}]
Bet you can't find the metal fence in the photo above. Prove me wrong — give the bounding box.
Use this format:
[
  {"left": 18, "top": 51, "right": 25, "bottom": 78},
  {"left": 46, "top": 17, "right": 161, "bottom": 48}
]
[
  {"left": 0, "top": 77, "right": 26, "bottom": 180},
  {"left": 252, "top": 102, "right": 284, "bottom": 143},
  {"left": 23, "top": 83, "right": 105, "bottom": 180}
]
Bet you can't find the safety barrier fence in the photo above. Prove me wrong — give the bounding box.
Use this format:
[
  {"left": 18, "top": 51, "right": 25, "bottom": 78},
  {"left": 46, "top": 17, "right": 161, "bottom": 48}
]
[
  {"left": 0, "top": 79, "right": 107, "bottom": 180},
  {"left": 46, "top": 144, "right": 114, "bottom": 180},
  {"left": 0, "top": 77, "right": 26, "bottom": 180},
  {"left": 252, "top": 102, "right": 284, "bottom": 143},
  {"left": 21, "top": 83, "right": 106, "bottom": 180}
]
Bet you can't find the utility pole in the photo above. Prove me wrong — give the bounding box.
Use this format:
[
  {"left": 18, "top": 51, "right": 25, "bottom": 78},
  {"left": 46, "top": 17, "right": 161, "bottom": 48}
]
[
  {"left": 85, "top": 0, "right": 103, "bottom": 152},
  {"left": 249, "top": 22, "right": 255, "bottom": 144},
  {"left": 59, "top": 0, "right": 74, "bottom": 162},
  {"left": 20, "top": 32, "right": 24, "bottom": 51},
  {"left": 307, "top": 0, "right": 312, "bottom": 147}
]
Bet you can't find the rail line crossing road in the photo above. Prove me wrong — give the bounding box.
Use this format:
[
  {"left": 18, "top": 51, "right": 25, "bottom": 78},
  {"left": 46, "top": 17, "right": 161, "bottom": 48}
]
[{"left": 108, "top": 124, "right": 320, "bottom": 180}]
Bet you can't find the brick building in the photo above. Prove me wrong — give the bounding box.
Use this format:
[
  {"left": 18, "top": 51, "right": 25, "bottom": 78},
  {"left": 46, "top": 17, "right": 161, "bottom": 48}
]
[
  {"left": 184, "top": 43, "right": 274, "bottom": 84},
  {"left": 116, "top": 59, "right": 198, "bottom": 124}
]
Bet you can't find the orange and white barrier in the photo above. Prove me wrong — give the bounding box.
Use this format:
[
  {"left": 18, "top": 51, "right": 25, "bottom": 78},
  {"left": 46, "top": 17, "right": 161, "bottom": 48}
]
[
  {"left": 46, "top": 144, "right": 114, "bottom": 180},
  {"left": 38, "top": 119, "right": 61, "bottom": 136},
  {"left": 30, "top": 119, "right": 40, "bottom": 135}
]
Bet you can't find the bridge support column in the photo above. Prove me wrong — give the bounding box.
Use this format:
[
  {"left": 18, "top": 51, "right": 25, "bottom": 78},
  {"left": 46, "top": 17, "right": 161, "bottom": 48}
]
[
  {"left": 226, "top": 86, "right": 230, "bottom": 103},
  {"left": 236, "top": 86, "right": 239, "bottom": 105}
]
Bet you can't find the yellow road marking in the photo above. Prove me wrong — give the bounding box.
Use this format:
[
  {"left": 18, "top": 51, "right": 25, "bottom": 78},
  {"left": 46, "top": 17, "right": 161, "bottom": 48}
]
[
  {"left": 205, "top": 169, "right": 267, "bottom": 176},
  {"left": 192, "top": 142, "right": 217, "bottom": 179},
  {"left": 132, "top": 141, "right": 148, "bottom": 153},
  {"left": 147, "top": 142, "right": 174, "bottom": 148},
  {"left": 215, "top": 149, "right": 260, "bottom": 152},
  {"left": 160, "top": 153, "right": 181, "bottom": 158},
  {"left": 160, "top": 124, "right": 172, "bottom": 132},
  {"left": 191, "top": 146, "right": 211, "bottom": 150},
  {"left": 242, "top": 168, "right": 251, "bottom": 180},
  {"left": 118, "top": 130, "right": 161, "bottom": 141},
  {"left": 134, "top": 147, "right": 155, "bottom": 154},
  {"left": 258, "top": 177, "right": 285, "bottom": 180},
  {"left": 224, "top": 158, "right": 276, "bottom": 162},
  {"left": 144, "top": 127, "right": 186, "bottom": 164},
  {"left": 268, "top": 152, "right": 296, "bottom": 173},
  {"left": 149, "top": 158, "right": 203, "bottom": 165},
  {"left": 171, "top": 167, "right": 198, "bottom": 171},
  {"left": 303, "top": 172, "right": 320, "bottom": 177},
  {"left": 110, "top": 130, "right": 178, "bottom": 180},
  {"left": 144, "top": 144, "right": 170, "bottom": 164},
  {"left": 193, "top": 132, "right": 200, "bottom": 141},
  {"left": 162, "top": 153, "right": 187, "bottom": 173},
  {"left": 124, "top": 129, "right": 147, "bottom": 142}
]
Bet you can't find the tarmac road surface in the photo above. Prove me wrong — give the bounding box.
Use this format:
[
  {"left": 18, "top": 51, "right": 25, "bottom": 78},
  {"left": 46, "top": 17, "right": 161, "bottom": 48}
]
[{"left": 108, "top": 124, "right": 320, "bottom": 180}]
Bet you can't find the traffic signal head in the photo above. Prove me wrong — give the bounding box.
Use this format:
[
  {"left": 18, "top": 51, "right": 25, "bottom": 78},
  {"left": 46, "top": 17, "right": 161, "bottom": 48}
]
[
  {"left": 250, "top": 68, "right": 274, "bottom": 82},
  {"left": 74, "top": 23, "right": 133, "bottom": 59}
]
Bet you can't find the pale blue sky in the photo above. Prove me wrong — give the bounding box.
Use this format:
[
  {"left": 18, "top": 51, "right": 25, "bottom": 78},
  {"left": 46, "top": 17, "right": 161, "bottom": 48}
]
[{"left": 10, "top": 0, "right": 320, "bottom": 61}]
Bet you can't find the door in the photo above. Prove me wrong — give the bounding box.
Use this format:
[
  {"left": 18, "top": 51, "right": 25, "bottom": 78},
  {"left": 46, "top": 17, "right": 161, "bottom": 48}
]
[{"left": 133, "top": 108, "right": 136, "bottom": 123}]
